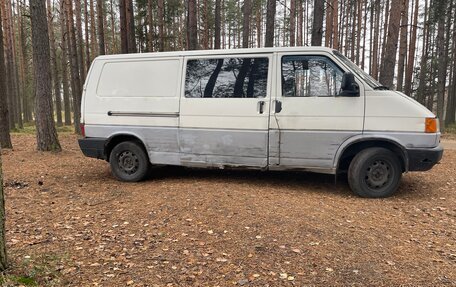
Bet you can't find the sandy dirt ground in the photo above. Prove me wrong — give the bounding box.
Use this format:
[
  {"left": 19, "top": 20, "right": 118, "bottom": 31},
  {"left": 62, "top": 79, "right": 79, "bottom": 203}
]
[{"left": 1, "top": 133, "right": 455, "bottom": 286}]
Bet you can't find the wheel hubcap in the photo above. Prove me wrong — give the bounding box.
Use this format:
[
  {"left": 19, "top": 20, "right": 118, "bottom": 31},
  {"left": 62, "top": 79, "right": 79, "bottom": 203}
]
[
  {"left": 118, "top": 151, "right": 139, "bottom": 175},
  {"left": 364, "top": 160, "right": 391, "bottom": 189}
]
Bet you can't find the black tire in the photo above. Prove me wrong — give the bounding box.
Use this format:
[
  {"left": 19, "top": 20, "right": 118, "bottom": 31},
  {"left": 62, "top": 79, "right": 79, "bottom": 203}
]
[
  {"left": 109, "top": 141, "right": 149, "bottom": 182},
  {"left": 348, "top": 147, "right": 402, "bottom": 198}
]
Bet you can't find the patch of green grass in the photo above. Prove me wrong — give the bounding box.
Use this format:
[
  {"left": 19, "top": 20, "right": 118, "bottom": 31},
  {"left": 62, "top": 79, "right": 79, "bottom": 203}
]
[
  {"left": 1, "top": 253, "right": 70, "bottom": 286},
  {"left": 1, "top": 275, "right": 38, "bottom": 286},
  {"left": 11, "top": 122, "right": 75, "bottom": 135}
]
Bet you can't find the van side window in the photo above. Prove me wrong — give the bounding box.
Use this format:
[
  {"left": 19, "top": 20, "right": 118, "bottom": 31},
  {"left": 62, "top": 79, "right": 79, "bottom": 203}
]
[
  {"left": 185, "top": 58, "right": 268, "bottom": 98},
  {"left": 282, "top": 56, "right": 343, "bottom": 97}
]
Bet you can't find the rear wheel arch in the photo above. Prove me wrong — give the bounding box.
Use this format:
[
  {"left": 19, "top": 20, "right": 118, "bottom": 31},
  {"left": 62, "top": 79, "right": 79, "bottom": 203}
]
[
  {"left": 336, "top": 138, "right": 408, "bottom": 173},
  {"left": 105, "top": 134, "right": 149, "bottom": 162}
]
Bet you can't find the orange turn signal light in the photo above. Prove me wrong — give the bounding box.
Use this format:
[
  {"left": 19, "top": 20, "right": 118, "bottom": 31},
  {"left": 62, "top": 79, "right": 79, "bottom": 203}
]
[{"left": 425, "top": 118, "right": 438, "bottom": 133}]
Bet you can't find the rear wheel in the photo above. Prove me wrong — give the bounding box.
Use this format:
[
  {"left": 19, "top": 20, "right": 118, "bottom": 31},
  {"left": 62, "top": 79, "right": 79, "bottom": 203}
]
[
  {"left": 348, "top": 147, "right": 402, "bottom": 198},
  {"left": 109, "top": 141, "right": 149, "bottom": 182}
]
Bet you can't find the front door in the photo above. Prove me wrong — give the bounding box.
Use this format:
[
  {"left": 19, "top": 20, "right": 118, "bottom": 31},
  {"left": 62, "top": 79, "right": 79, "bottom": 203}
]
[
  {"left": 179, "top": 54, "right": 272, "bottom": 168},
  {"left": 269, "top": 52, "right": 365, "bottom": 172}
]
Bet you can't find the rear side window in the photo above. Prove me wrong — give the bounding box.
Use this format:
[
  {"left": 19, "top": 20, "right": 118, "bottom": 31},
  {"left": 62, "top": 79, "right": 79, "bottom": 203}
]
[
  {"left": 97, "top": 59, "right": 180, "bottom": 97},
  {"left": 185, "top": 57, "right": 268, "bottom": 98},
  {"left": 282, "top": 55, "right": 343, "bottom": 97}
]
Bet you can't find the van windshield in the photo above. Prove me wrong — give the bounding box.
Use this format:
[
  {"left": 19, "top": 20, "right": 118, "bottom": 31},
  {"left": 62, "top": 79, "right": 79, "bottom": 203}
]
[{"left": 333, "top": 50, "right": 386, "bottom": 90}]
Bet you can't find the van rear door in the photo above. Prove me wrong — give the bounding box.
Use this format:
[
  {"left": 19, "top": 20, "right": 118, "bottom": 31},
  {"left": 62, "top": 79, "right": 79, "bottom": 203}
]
[
  {"left": 179, "top": 54, "right": 272, "bottom": 168},
  {"left": 269, "top": 52, "right": 365, "bottom": 172}
]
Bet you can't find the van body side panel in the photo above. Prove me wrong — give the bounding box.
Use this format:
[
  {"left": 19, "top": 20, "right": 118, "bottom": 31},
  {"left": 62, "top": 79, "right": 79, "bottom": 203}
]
[
  {"left": 84, "top": 125, "right": 180, "bottom": 165},
  {"left": 269, "top": 52, "right": 365, "bottom": 171},
  {"left": 178, "top": 54, "right": 272, "bottom": 168},
  {"left": 364, "top": 90, "right": 436, "bottom": 132},
  {"left": 83, "top": 57, "right": 183, "bottom": 165}
]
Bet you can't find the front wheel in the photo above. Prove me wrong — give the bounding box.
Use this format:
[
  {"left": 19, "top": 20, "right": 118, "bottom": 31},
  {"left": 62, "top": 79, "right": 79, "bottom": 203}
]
[
  {"left": 109, "top": 141, "right": 149, "bottom": 182},
  {"left": 348, "top": 147, "right": 402, "bottom": 198}
]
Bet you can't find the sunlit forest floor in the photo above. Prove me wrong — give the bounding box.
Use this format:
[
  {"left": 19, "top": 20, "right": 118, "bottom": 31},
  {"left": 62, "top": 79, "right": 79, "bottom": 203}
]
[{"left": 1, "top": 132, "right": 455, "bottom": 286}]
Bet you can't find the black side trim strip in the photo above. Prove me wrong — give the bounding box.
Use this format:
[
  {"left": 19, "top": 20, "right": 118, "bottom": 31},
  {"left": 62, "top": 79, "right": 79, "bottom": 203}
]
[{"left": 107, "top": 111, "right": 179, "bottom": 117}]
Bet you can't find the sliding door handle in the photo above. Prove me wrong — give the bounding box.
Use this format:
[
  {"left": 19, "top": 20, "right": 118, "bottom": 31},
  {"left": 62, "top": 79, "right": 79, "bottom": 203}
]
[{"left": 257, "top": 101, "right": 265, "bottom": 114}]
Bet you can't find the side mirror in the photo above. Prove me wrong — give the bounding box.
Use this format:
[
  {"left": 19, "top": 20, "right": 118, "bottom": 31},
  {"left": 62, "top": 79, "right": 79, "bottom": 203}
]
[{"left": 339, "top": 72, "right": 359, "bottom": 97}]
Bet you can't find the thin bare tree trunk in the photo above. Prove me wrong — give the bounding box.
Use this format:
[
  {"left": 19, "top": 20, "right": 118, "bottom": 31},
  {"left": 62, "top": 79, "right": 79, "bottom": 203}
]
[
  {"left": 396, "top": 0, "right": 409, "bottom": 91},
  {"left": 404, "top": 0, "right": 419, "bottom": 96},
  {"left": 332, "top": 0, "right": 339, "bottom": 49},
  {"left": 187, "top": 0, "right": 198, "bottom": 50},
  {"left": 0, "top": 150, "right": 7, "bottom": 270},
  {"left": 147, "top": 0, "right": 154, "bottom": 51},
  {"left": 157, "top": 0, "right": 165, "bottom": 51},
  {"left": 325, "top": 0, "right": 332, "bottom": 47},
  {"left": 75, "top": 0, "right": 86, "bottom": 81},
  {"left": 297, "top": 0, "right": 303, "bottom": 46},
  {"left": 311, "top": 0, "right": 324, "bottom": 46},
  {"left": 242, "top": 0, "right": 252, "bottom": 48},
  {"left": 47, "top": 0, "right": 63, "bottom": 127},
  {"left": 84, "top": 0, "right": 91, "bottom": 69},
  {"left": 89, "top": 0, "right": 98, "bottom": 58},
  {"left": 65, "top": 0, "right": 82, "bottom": 134},
  {"left": 290, "top": 0, "right": 296, "bottom": 46},
  {"left": 59, "top": 0, "right": 72, "bottom": 126},
  {"left": 379, "top": 0, "right": 402, "bottom": 88},
  {"left": 215, "top": 0, "right": 221, "bottom": 49},
  {"left": 97, "top": 0, "right": 106, "bottom": 55},
  {"left": 126, "top": 0, "right": 136, "bottom": 53},
  {"left": 264, "top": 0, "right": 276, "bottom": 47}
]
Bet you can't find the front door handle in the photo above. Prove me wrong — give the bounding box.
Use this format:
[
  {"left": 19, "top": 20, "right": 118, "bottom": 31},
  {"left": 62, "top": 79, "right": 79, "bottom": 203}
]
[
  {"left": 257, "top": 101, "right": 265, "bottom": 114},
  {"left": 274, "top": 100, "right": 282, "bottom": 113}
]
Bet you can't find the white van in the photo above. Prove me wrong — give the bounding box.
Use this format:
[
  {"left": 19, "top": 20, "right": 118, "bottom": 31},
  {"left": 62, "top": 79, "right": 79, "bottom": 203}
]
[{"left": 78, "top": 47, "right": 443, "bottom": 198}]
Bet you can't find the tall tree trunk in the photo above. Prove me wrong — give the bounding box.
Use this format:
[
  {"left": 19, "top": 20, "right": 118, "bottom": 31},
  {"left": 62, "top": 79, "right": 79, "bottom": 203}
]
[
  {"left": 297, "top": 0, "right": 303, "bottom": 46},
  {"left": 19, "top": 1, "right": 32, "bottom": 123},
  {"left": 379, "top": 0, "right": 402, "bottom": 88},
  {"left": 30, "top": 0, "right": 61, "bottom": 151},
  {"left": 242, "top": 0, "right": 252, "bottom": 48},
  {"left": 97, "top": 0, "right": 106, "bottom": 55},
  {"left": 147, "top": 0, "right": 154, "bottom": 51},
  {"left": 404, "top": 0, "right": 419, "bottom": 96},
  {"left": 445, "top": 3, "right": 456, "bottom": 125},
  {"left": 187, "top": 0, "right": 198, "bottom": 50},
  {"left": 74, "top": 0, "right": 86, "bottom": 81},
  {"left": 84, "top": 0, "right": 91, "bottom": 69},
  {"left": 47, "top": 0, "right": 63, "bottom": 127},
  {"left": 311, "top": 0, "right": 324, "bottom": 46},
  {"left": 119, "top": 0, "right": 128, "bottom": 53},
  {"left": 157, "top": 0, "right": 165, "bottom": 51},
  {"left": 65, "top": 0, "right": 82, "bottom": 134},
  {"left": 396, "top": 0, "right": 409, "bottom": 91},
  {"left": 2, "top": 0, "right": 16, "bottom": 129},
  {"left": 215, "top": 0, "right": 221, "bottom": 49},
  {"left": 417, "top": 0, "right": 429, "bottom": 105},
  {"left": 325, "top": 0, "right": 332, "bottom": 47},
  {"left": 0, "top": 4, "right": 12, "bottom": 149},
  {"left": 59, "top": 0, "right": 72, "bottom": 126},
  {"left": 381, "top": 0, "right": 391, "bottom": 67},
  {"left": 436, "top": 1, "right": 449, "bottom": 129},
  {"left": 126, "top": 0, "right": 136, "bottom": 53},
  {"left": 332, "top": 0, "right": 339, "bottom": 49},
  {"left": 264, "top": 0, "right": 276, "bottom": 47},
  {"left": 290, "top": 0, "right": 296, "bottom": 46},
  {"left": 89, "top": 0, "right": 98, "bottom": 58}
]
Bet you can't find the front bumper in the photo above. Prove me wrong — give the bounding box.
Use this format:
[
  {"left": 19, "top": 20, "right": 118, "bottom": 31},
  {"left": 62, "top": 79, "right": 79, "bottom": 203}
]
[
  {"left": 407, "top": 145, "right": 443, "bottom": 171},
  {"left": 78, "top": 137, "right": 107, "bottom": 160}
]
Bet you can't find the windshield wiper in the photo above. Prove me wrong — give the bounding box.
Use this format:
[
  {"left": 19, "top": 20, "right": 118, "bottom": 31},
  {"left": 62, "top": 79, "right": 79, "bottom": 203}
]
[{"left": 374, "top": 85, "right": 390, "bottom": 90}]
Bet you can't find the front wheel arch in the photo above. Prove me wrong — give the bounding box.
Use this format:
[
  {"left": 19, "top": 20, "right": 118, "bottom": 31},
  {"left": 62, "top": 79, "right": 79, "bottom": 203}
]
[{"left": 336, "top": 139, "right": 407, "bottom": 173}]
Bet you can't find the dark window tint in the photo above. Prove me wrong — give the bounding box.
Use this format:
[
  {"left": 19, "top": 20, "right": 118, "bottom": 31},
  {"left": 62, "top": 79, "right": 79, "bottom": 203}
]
[
  {"left": 282, "top": 56, "right": 343, "bottom": 97},
  {"left": 185, "top": 58, "right": 269, "bottom": 98}
]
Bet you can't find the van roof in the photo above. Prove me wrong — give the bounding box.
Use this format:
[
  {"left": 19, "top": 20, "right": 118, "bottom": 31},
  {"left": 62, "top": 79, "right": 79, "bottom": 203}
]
[{"left": 95, "top": 46, "right": 336, "bottom": 60}]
